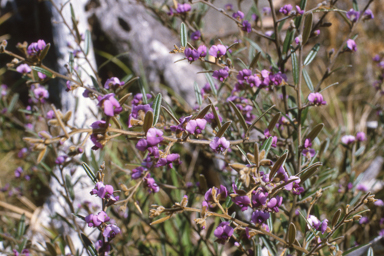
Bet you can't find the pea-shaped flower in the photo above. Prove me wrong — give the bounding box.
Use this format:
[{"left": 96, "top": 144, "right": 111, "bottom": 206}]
[
  {"left": 186, "top": 119, "right": 207, "bottom": 135},
  {"left": 308, "top": 92, "right": 326, "bottom": 106},
  {"left": 214, "top": 222, "right": 234, "bottom": 244},
  {"left": 97, "top": 93, "right": 123, "bottom": 117},
  {"left": 209, "top": 44, "right": 227, "bottom": 58},
  {"left": 251, "top": 210, "right": 270, "bottom": 224},
  {"left": 210, "top": 136, "right": 230, "bottom": 153}
]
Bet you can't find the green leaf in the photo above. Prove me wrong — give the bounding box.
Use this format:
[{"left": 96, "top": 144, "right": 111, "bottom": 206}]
[
  {"left": 291, "top": 51, "right": 299, "bottom": 85},
  {"left": 39, "top": 43, "right": 51, "bottom": 61},
  {"left": 152, "top": 94, "right": 162, "bottom": 126},
  {"left": 353, "top": 0, "right": 359, "bottom": 11},
  {"left": 216, "top": 121, "right": 232, "bottom": 138},
  {"left": 294, "top": 0, "right": 307, "bottom": 27},
  {"left": 143, "top": 111, "right": 154, "bottom": 133},
  {"left": 208, "top": 98, "right": 222, "bottom": 129},
  {"left": 80, "top": 233, "right": 98, "bottom": 256},
  {"left": 366, "top": 247, "right": 374, "bottom": 256},
  {"left": 138, "top": 79, "right": 147, "bottom": 104},
  {"left": 304, "top": 43, "right": 320, "bottom": 66},
  {"left": 65, "top": 174, "right": 75, "bottom": 200},
  {"left": 84, "top": 29, "right": 91, "bottom": 56},
  {"left": 229, "top": 101, "right": 248, "bottom": 132},
  {"left": 69, "top": 52, "right": 74, "bottom": 73},
  {"left": 244, "top": 37, "right": 265, "bottom": 58},
  {"left": 30, "top": 66, "right": 53, "bottom": 78},
  {"left": 343, "top": 243, "right": 371, "bottom": 255},
  {"left": 194, "top": 82, "right": 203, "bottom": 106},
  {"left": 180, "top": 22, "right": 188, "bottom": 47},
  {"left": 16, "top": 213, "right": 26, "bottom": 239},
  {"left": 260, "top": 137, "right": 273, "bottom": 156},
  {"left": 7, "top": 93, "right": 19, "bottom": 113},
  {"left": 245, "top": 105, "right": 275, "bottom": 137},
  {"left": 249, "top": 51, "right": 261, "bottom": 69},
  {"left": 302, "top": 13, "right": 313, "bottom": 45},
  {"left": 283, "top": 29, "right": 295, "bottom": 55},
  {"left": 205, "top": 73, "right": 217, "bottom": 97},
  {"left": 81, "top": 163, "right": 97, "bottom": 184},
  {"left": 46, "top": 242, "right": 57, "bottom": 256},
  {"left": 302, "top": 68, "right": 314, "bottom": 92},
  {"left": 70, "top": 3, "right": 76, "bottom": 20},
  {"left": 90, "top": 76, "right": 100, "bottom": 92}
]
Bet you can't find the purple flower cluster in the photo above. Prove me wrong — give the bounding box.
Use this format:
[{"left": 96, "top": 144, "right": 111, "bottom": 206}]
[
  {"left": 210, "top": 136, "right": 230, "bottom": 153},
  {"left": 279, "top": 5, "right": 292, "bottom": 16},
  {"left": 90, "top": 120, "right": 109, "bottom": 150},
  {"left": 204, "top": 185, "right": 228, "bottom": 207},
  {"left": 85, "top": 210, "right": 121, "bottom": 241},
  {"left": 90, "top": 181, "right": 119, "bottom": 204},
  {"left": 214, "top": 222, "right": 234, "bottom": 244},
  {"left": 302, "top": 138, "right": 316, "bottom": 158},
  {"left": 176, "top": 3, "right": 191, "bottom": 13},
  {"left": 341, "top": 132, "right": 366, "bottom": 145},
  {"left": 104, "top": 77, "right": 124, "bottom": 90},
  {"left": 209, "top": 44, "right": 227, "bottom": 58},
  {"left": 27, "top": 40, "right": 47, "bottom": 56},
  {"left": 184, "top": 45, "right": 206, "bottom": 63}
]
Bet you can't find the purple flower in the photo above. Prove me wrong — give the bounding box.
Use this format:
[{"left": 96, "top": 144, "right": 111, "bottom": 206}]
[
  {"left": 90, "top": 182, "right": 119, "bottom": 202},
  {"left": 186, "top": 118, "right": 207, "bottom": 135},
  {"left": 295, "top": 36, "right": 301, "bottom": 45},
  {"left": 262, "top": 7, "right": 271, "bottom": 15},
  {"left": 252, "top": 190, "right": 268, "bottom": 208},
  {"left": 356, "top": 132, "right": 366, "bottom": 141},
  {"left": 231, "top": 184, "right": 251, "bottom": 211},
  {"left": 128, "top": 104, "right": 153, "bottom": 128},
  {"left": 212, "top": 67, "right": 229, "bottom": 82},
  {"left": 296, "top": 5, "right": 304, "bottom": 15},
  {"left": 27, "top": 40, "right": 47, "bottom": 56},
  {"left": 85, "top": 211, "right": 110, "bottom": 227},
  {"left": 356, "top": 184, "right": 368, "bottom": 192},
  {"left": 209, "top": 44, "right": 227, "bottom": 58},
  {"left": 16, "top": 64, "right": 32, "bottom": 74},
  {"left": 204, "top": 185, "right": 228, "bottom": 207},
  {"left": 379, "top": 229, "right": 384, "bottom": 237},
  {"left": 279, "top": 5, "right": 293, "bottom": 15},
  {"left": 363, "top": 9, "right": 374, "bottom": 20},
  {"left": 302, "top": 148, "right": 316, "bottom": 158},
  {"left": 33, "top": 87, "right": 49, "bottom": 102},
  {"left": 346, "top": 9, "right": 360, "bottom": 22},
  {"left": 38, "top": 72, "right": 46, "bottom": 80},
  {"left": 197, "top": 45, "right": 207, "bottom": 57},
  {"left": 46, "top": 110, "right": 55, "bottom": 119},
  {"left": 251, "top": 210, "right": 270, "bottom": 224},
  {"left": 15, "top": 167, "right": 23, "bottom": 178},
  {"left": 201, "top": 82, "right": 217, "bottom": 96},
  {"left": 95, "top": 240, "right": 111, "bottom": 255},
  {"left": 248, "top": 75, "right": 261, "bottom": 88},
  {"left": 269, "top": 72, "right": 287, "bottom": 86},
  {"left": 224, "top": 4, "right": 233, "bottom": 11},
  {"left": 359, "top": 216, "right": 369, "bottom": 224},
  {"left": 155, "top": 153, "right": 181, "bottom": 169},
  {"left": 346, "top": 39, "right": 357, "bottom": 52},
  {"left": 13, "top": 249, "right": 30, "bottom": 256},
  {"left": 103, "top": 224, "right": 121, "bottom": 240},
  {"left": 375, "top": 199, "right": 384, "bottom": 207},
  {"left": 55, "top": 155, "right": 67, "bottom": 165},
  {"left": 104, "top": 77, "right": 124, "bottom": 90},
  {"left": 146, "top": 128, "right": 164, "bottom": 146},
  {"left": 307, "top": 215, "right": 321, "bottom": 230},
  {"left": 308, "top": 92, "right": 326, "bottom": 106},
  {"left": 184, "top": 48, "right": 200, "bottom": 62},
  {"left": 252, "top": 13, "right": 258, "bottom": 21},
  {"left": 132, "top": 166, "right": 146, "bottom": 179},
  {"left": 18, "top": 148, "right": 28, "bottom": 158},
  {"left": 191, "top": 30, "right": 201, "bottom": 41},
  {"left": 241, "top": 20, "right": 252, "bottom": 33},
  {"left": 214, "top": 222, "right": 234, "bottom": 244},
  {"left": 97, "top": 93, "right": 123, "bottom": 117},
  {"left": 0, "top": 84, "right": 7, "bottom": 96},
  {"left": 132, "top": 93, "right": 152, "bottom": 106},
  {"left": 237, "top": 69, "right": 252, "bottom": 83},
  {"left": 176, "top": 3, "right": 191, "bottom": 13},
  {"left": 232, "top": 11, "right": 244, "bottom": 20},
  {"left": 373, "top": 55, "right": 381, "bottom": 62},
  {"left": 341, "top": 135, "right": 356, "bottom": 145},
  {"left": 210, "top": 136, "right": 230, "bottom": 153},
  {"left": 267, "top": 196, "right": 283, "bottom": 212},
  {"left": 143, "top": 173, "right": 160, "bottom": 193}
]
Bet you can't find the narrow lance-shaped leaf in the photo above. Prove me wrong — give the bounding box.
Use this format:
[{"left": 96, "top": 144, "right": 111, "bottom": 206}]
[
  {"left": 69, "top": 52, "right": 74, "bottom": 73},
  {"left": 270, "top": 153, "right": 288, "bottom": 179},
  {"left": 229, "top": 101, "right": 248, "bottom": 132},
  {"left": 46, "top": 242, "right": 57, "bottom": 256},
  {"left": 138, "top": 79, "right": 147, "bottom": 104},
  {"left": 267, "top": 112, "right": 281, "bottom": 132},
  {"left": 39, "top": 43, "right": 51, "bottom": 61},
  {"left": 260, "top": 137, "right": 273, "bottom": 156},
  {"left": 180, "top": 22, "right": 187, "bottom": 47},
  {"left": 245, "top": 105, "right": 275, "bottom": 137},
  {"left": 208, "top": 98, "right": 222, "bottom": 129},
  {"left": 16, "top": 213, "right": 26, "bottom": 239},
  {"left": 81, "top": 233, "right": 98, "bottom": 256},
  {"left": 282, "top": 29, "right": 295, "bottom": 55},
  {"left": 291, "top": 50, "right": 299, "bottom": 85},
  {"left": 194, "top": 82, "right": 203, "bottom": 106},
  {"left": 161, "top": 106, "right": 180, "bottom": 124},
  {"left": 84, "top": 29, "right": 91, "bottom": 56},
  {"left": 31, "top": 66, "right": 53, "bottom": 78},
  {"left": 302, "top": 68, "right": 314, "bottom": 92},
  {"left": 216, "top": 121, "right": 232, "bottom": 138},
  {"left": 305, "top": 123, "right": 324, "bottom": 142},
  {"left": 367, "top": 247, "right": 374, "bottom": 256},
  {"left": 254, "top": 143, "right": 259, "bottom": 166},
  {"left": 152, "top": 94, "right": 162, "bottom": 126},
  {"left": 90, "top": 76, "right": 100, "bottom": 92},
  {"left": 352, "top": 0, "right": 359, "bottom": 11},
  {"left": 287, "top": 222, "right": 296, "bottom": 245},
  {"left": 249, "top": 51, "right": 261, "bottom": 69},
  {"left": 194, "top": 104, "right": 211, "bottom": 120},
  {"left": 205, "top": 73, "right": 217, "bottom": 97},
  {"left": 304, "top": 43, "right": 320, "bottom": 66},
  {"left": 82, "top": 163, "right": 97, "bottom": 184},
  {"left": 143, "top": 111, "right": 154, "bottom": 133},
  {"left": 302, "top": 13, "right": 313, "bottom": 45},
  {"left": 300, "top": 162, "right": 321, "bottom": 183},
  {"left": 331, "top": 209, "right": 342, "bottom": 228},
  {"left": 7, "top": 93, "right": 19, "bottom": 113}
]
